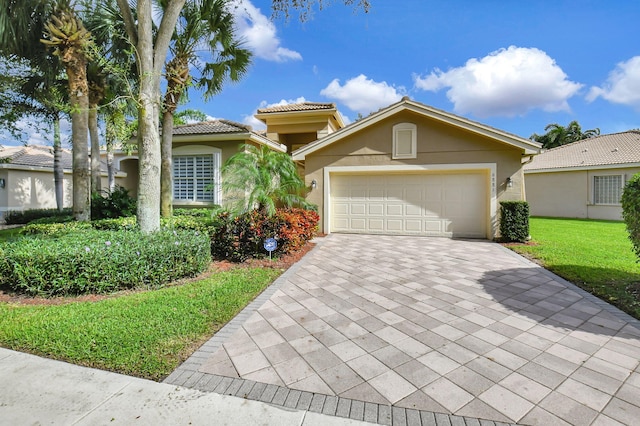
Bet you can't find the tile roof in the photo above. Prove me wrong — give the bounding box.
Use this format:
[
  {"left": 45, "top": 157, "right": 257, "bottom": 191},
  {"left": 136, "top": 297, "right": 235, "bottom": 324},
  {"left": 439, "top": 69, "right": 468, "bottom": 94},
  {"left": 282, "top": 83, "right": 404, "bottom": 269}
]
[
  {"left": 256, "top": 102, "right": 336, "bottom": 114},
  {"left": 524, "top": 131, "right": 640, "bottom": 171},
  {"left": 0, "top": 144, "right": 110, "bottom": 172},
  {"left": 0, "top": 145, "right": 73, "bottom": 169},
  {"left": 171, "top": 119, "right": 252, "bottom": 135}
]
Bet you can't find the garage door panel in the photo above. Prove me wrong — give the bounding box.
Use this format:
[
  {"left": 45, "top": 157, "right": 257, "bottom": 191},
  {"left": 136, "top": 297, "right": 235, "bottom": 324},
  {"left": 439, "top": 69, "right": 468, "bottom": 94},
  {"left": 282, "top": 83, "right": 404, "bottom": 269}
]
[
  {"left": 368, "top": 204, "right": 384, "bottom": 215},
  {"left": 386, "top": 219, "right": 404, "bottom": 231},
  {"left": 331, "top": 172, "right": 487, "bottom": 237},
  {"left": 369, "top": 219, "right": 384, "bottom": 230},
  {"left": 351, "top": 203, "right": 366, "bottom": 215},
  {"left": 405, "top": 204, "right": 423, "bottom": 216},
  {"left": 350, "top": 218, "right": 366, "bottom": 230}
]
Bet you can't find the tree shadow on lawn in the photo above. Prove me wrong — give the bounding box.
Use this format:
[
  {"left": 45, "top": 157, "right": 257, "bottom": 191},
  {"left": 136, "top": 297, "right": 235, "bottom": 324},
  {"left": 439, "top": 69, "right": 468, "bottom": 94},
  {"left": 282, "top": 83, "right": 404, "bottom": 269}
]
[{"left": 478, "top": 264, "right": 640, "bottom": 340}]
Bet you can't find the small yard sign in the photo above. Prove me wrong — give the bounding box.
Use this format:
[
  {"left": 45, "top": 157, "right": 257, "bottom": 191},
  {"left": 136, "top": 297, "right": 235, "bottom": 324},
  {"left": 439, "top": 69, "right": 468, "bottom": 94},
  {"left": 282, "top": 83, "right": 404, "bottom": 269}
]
[{"left": 264, "top": 237, "right": 277, "bottom": 259}]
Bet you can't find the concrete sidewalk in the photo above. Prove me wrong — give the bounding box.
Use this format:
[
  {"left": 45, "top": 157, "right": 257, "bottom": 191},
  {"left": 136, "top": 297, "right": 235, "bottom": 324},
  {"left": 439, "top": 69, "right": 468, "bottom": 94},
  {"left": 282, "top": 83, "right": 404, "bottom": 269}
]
[{"left": 0, "top": 347, "right": 376, "bottom": 426}]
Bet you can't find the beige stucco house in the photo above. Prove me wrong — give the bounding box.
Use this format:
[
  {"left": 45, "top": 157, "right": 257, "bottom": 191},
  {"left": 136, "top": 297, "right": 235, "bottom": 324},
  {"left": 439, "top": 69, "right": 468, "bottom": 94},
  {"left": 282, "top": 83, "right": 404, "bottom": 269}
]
[
  {"left": 0, "top": 145, "right": 123, "bottom": 221},
  {"left": 0, "top": 145, "right": 73, "bottom": 220},
  {"left": 4, "top": 99, "right": 541, "bottom": 238},
  {"left": 284, "top": 98, "right": 540, "bottom": 239},
  {"left": 524, "top": 131, "right": 640, "bottom": 221}
]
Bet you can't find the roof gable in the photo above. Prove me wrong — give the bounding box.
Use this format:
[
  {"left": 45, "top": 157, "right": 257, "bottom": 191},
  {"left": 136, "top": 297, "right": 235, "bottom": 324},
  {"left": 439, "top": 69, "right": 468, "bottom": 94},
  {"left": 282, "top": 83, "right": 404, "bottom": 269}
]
[
  {"left": 524, "top": 131, "right": 640, "bottom": 172},
  {"left": 292, "top": 98, "right": 540, "bottom": 160}
]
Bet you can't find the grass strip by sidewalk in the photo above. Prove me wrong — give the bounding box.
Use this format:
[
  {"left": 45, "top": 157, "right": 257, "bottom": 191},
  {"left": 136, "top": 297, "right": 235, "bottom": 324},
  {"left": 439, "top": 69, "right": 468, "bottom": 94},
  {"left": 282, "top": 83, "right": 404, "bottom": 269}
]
[
  {"left": 508, "top": 217, "right": 640, "bottom": 320},
  {"left": 0, "top": 267, "right": 280, "bottom": 381}
]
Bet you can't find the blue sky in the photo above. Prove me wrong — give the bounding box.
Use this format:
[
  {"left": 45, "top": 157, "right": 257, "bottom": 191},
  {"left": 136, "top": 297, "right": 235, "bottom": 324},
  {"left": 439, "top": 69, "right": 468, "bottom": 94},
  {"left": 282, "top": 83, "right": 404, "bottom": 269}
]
[
  {"left": 4, "top": 0, "right": 640, "bottom": 146},
  {"left": 201, "top": 0, "right": 640, "bottom": 138}
]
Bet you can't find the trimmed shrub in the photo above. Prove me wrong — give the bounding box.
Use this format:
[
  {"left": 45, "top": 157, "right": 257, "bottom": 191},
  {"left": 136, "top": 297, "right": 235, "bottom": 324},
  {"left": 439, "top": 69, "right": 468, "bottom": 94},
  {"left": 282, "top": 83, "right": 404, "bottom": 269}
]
[
  {"left": 91, "top": 186, "right": 137, "bottom": 220},
  {"left": 0, "top": 229, "right": 210, "bottom": 296},
  {"left": 173, "top": 207, "right": 221, "bottom": 218},
  {"left": 91, "top": 216, "right": 138, "bottom": 231},
  {"left": 211, "top": 208, "right": 319, "bottom": 262},
  {"left": 622, "top": 173, "right": 640, "bottom": 259},
  {"left": 20, "top": 221, "right": 92, "bottom": 236},
  {"left": 4, "top": 208, "right": 72, "bottom": 225},
  {"left": 499, "top": 201, "right": 530, "bottom": 243}
]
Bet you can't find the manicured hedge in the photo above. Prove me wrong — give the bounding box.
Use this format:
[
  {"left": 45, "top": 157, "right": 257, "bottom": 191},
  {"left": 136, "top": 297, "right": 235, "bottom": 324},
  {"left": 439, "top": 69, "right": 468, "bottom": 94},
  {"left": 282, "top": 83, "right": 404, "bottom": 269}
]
[
  {"left": 499, "top": 201, "right": 530, "bottom": 243},
  {"left": 622, "top": 173, "right": 640, "bottom": 259},
  {"left": 3, "top": 208, "right": 72, "bottom": 225},
  {"left": 0, "top": 229, "right": 210, "bottom": 296},
  {"left": 211, "top": 208, "right": 319, "bottom": 262}
]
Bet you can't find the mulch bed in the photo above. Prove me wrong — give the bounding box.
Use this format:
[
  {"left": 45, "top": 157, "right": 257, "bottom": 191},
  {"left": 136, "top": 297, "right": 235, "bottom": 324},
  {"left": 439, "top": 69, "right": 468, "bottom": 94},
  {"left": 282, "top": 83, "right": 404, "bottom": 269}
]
[{"left": 0, "top": 241, "right": 318, "bottom": 306}]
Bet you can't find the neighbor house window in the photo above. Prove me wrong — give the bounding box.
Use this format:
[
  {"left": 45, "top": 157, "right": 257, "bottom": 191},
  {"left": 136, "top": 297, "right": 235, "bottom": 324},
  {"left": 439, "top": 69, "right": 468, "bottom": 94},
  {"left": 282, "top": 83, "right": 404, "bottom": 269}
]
[
  {"left": 392, "top": 123, "right": 417, "bottom": 159},
  {"left": 593, "top": 175, "right": 623, "bottom": 205},
  {"left": 173, "top": 151, "right": 220, "bottom": 204}
]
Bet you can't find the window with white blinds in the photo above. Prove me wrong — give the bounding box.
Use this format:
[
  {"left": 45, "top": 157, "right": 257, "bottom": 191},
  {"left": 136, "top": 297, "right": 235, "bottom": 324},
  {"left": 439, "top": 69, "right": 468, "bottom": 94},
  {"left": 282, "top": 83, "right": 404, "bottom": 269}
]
[
  {"left": 593, "top": 175, "right": 623, "bottom": 205},
  {"left": 173, "top": 154, "right": 219, "bottom": 203}
]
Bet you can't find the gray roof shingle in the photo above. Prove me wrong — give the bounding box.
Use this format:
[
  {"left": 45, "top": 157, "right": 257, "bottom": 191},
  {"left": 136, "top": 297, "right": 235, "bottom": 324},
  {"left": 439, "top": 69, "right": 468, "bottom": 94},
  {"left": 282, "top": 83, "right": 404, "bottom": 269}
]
[{"left": 524, "top": 130, "right": 640, "bottom": 171}]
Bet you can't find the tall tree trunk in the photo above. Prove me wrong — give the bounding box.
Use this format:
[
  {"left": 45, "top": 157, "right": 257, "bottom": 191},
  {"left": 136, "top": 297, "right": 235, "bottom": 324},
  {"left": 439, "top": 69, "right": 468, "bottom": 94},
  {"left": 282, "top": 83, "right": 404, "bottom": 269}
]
[
  {"left": 106, "top": 136, "right": 115, "bottom": 192},
  {"left": 160, "top": 110, "right": 174, "bottom": 217},
  {"left": 136, "top": 0, "right": 161, "bottom": 233},
  {"left": 89, "top": 102, "right": 101, "bottom": 194},
  {"left": 52, "top": 115, "right": 64, "bottom": 212},
  {"left": 67, "top": 60, "right": 90, "bottom": 221},
  {"left": 116, "top": 0, "right": 186, "bottom": 232}
]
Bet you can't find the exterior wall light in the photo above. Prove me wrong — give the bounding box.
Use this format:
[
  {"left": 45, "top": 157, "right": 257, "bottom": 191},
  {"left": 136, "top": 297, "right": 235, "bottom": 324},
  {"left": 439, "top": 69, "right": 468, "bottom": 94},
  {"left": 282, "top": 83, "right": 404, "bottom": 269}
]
[
  {"left": 506, "top": 177, "right": 513, "bottom": 188},
  {"left": 0, "top": 178, "right": 5, "bottom": 188},
  {"left": 311, "top": 179, "right": 317, "bottom": 190}
]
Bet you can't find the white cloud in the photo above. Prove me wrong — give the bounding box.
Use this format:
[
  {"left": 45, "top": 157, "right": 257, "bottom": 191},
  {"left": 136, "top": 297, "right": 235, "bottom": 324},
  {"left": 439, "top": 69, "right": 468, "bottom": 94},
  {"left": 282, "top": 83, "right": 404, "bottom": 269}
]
[
  {"left": 414, "top": 46, "right": 583, "bottom": 118},
  {"left": 587, "top": 56, "right": 640, "bottom": 109},
  {"left": 242, "top": 97, "right": 309, "bottom": 130},
  {"left": 320, "top": 74, "right": 404, "bottom": 114},
  {"left": 232, "top": 0, "right": 302, "bottom": 62}
]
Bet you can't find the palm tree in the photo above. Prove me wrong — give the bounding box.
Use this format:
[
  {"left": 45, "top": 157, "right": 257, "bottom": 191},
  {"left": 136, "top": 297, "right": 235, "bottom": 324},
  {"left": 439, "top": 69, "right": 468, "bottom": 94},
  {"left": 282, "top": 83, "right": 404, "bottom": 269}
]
[
  {"left": 222, "top": 144, "right": 313, "bottom": 216},
  {"left": 40, "top": 1, "right": 93, "bottom": 221},
  {"left": 530, "top": 120, "right": 600, "bottom": 149},
  {"left": 0, "top": 0, "right": 72, "bottom": 212},
  {"left": 160, "top": 0, "right": 251, "bottom": 217}
]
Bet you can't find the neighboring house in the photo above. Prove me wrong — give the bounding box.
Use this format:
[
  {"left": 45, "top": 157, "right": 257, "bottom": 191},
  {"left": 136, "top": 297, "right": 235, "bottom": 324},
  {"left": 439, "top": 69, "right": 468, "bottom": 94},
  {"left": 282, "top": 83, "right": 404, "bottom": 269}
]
[
  {"left": 524, "top": 131, "right": 640, "bottom": 221},
  {"left": 111, "top": 120, "right": 286, "bottom": 207},
  {"left": 288, "top": 97, "right": 540, "bottom": 239},
  {"left": 0, "top": 145, "right": 123, "bottom": 221}
]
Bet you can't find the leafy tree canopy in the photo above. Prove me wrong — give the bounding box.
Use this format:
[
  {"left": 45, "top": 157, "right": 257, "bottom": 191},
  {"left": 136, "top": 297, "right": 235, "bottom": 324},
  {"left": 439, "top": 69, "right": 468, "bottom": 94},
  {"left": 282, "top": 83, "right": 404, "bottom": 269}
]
[{"left": 530, "top": 120, "right": 600, "bottom": 150}]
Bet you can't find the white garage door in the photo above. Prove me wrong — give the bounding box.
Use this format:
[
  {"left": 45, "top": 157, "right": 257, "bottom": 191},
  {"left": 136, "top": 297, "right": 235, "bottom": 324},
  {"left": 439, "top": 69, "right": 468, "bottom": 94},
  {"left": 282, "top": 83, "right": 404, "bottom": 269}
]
[{"left": 330, "top": 172, "right": 487, "bottom": 238}]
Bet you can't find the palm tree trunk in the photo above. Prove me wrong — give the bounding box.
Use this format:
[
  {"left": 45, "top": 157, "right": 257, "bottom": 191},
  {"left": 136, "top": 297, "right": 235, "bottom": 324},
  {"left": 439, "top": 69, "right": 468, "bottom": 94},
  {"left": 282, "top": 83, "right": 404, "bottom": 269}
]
[
  {"left": 106, "top": 140, "right": 115, "bottom": 192},
  {"left": 52, "top": 114, "right": 64, "bottom": 212},
  {"left": 66, "top": 59, "right": 90, "bottom": 222},
  {"left": 89, "top": 103, "right": 101, "bottom": 193},
  {"left": 161, "top": 109, "right": 174, "bottom": 217}
]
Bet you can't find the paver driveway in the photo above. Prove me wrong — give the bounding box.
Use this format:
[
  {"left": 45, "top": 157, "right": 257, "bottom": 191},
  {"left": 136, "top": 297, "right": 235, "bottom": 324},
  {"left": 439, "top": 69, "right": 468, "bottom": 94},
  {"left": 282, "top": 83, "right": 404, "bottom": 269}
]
[{"left": 166, "top": 234, "right": 640, "bottom": 425}]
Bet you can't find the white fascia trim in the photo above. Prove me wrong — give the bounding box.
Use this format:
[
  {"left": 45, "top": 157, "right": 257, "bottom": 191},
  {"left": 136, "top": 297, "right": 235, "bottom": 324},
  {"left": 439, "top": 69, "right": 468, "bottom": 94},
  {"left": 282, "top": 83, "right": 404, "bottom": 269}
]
[
  {"left": 322, "top": 163, "right": 498, "bottom": 238},
  {"left": 172, "top": 132, "right": 286, "bottom": 153},
  {"left": 249, "top": 134, "right": 287, "bottom": 152},
  {"left": 0, "top": 164, "right": 72, "bottom": 173},
  {"left": 524, "top": 162, "right": 640, "bottom": 174}
]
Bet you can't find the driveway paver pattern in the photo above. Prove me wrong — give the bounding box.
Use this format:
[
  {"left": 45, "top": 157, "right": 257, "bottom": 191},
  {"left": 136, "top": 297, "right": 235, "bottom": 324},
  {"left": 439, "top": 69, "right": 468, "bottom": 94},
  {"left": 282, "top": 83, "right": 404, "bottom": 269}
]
[{"left": 166, "top": 234, "right": 640, "bottom": 425}]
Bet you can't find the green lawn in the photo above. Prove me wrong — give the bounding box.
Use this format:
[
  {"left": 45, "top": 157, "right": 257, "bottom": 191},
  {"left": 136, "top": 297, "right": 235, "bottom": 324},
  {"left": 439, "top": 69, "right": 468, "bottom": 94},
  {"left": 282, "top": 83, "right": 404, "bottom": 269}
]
[
  {"left": 0, "top": 267, "right": 280, "bottom": 381},
  {"left": 508, "top": 217, "right": 640, "bottom": 319},
  {"left": 0, "top": 226, "right": 23, "bottom": 242}
]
